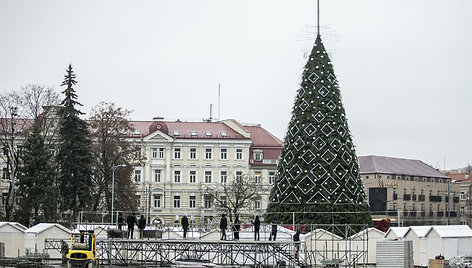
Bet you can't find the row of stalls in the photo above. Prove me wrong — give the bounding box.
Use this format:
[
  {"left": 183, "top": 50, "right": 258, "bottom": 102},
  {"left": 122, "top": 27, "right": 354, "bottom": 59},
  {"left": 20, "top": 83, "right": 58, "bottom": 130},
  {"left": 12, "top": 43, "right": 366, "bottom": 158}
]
[{"left": 2, "top": 221, "right": 472, "bottom": 266}]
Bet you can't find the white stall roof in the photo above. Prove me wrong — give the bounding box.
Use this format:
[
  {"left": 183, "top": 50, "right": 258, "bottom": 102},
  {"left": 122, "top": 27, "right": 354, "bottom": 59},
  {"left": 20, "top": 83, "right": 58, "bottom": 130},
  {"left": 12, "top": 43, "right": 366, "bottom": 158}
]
[
  {"left": 350, "top": 227, "right": 386, "bottom": 239},
  {"left": 0, "top": 221, "right": 27, "bottom": 232},
  {"left": 407, "top": 226, "right": 432, "bottom": 238},
  {"left": 426, "top": 225, "right": 472, "bottom": 238},
  {"left": 25, "top": 223, "right": 70, "bottom": 234},
  {"left": 385, "top": 227, "right": 410, "bottom": 238}
]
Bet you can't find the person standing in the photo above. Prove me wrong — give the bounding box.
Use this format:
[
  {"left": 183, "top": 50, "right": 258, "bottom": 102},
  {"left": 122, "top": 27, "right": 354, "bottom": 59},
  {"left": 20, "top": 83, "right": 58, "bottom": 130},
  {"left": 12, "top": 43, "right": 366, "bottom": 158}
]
[
  {"left": 269, "top": 220, "right": 278, "bottom": 241},
  {"left": 138, "top": 215, "right": 146, "bottom": 239},
  {"left": 233, "top": 215, "right": 240, "bottom": 241},
  {"left": 126, "top": 213, "right": 137, "bottom": 239},
  {"left": 293, "top": 229, "right": 301, "bottom": 259},
  {"left": 117, "top": 212, "right": 124, "bottom": 230},
  {"left": 253, "top": 215, "right": 261, "bottom": 241},
  {"left": 181, "top": 214, "right": 189, "bottom": 238},
  {"left": 220, "top": 214, "right": 228, "bottom": 240}
]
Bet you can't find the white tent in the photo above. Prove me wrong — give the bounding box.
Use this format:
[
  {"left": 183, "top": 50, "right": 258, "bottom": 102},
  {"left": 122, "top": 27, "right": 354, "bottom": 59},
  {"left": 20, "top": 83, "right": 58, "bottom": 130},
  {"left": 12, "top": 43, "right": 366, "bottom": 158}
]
[
  {"left": 350, "top": 228, "right": 386, "bottom": 264},
  {"left": 0, "top": 222, "right": 27, "bottom": 257},
  {"left": 404, "top": 226, "right": 432, "bottom": 266},
  {"left": 424, "top": 225, "right": 472, "bottom": 260},
  {"left": 304, "top": 229, "right": 342, "bottom": 265},
  {"left": 24, "top": 223, "right": 71, "bottom": 259}
]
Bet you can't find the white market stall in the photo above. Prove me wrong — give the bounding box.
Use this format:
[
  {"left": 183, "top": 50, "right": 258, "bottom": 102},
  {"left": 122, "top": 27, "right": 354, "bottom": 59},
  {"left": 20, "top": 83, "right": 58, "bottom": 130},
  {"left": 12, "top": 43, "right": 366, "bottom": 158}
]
[
  {"left": 24, "top": 223, "right": 71, "bottom": 259},
  {"left": 0, "top": 222, "right": 27, "bottom": 257}
]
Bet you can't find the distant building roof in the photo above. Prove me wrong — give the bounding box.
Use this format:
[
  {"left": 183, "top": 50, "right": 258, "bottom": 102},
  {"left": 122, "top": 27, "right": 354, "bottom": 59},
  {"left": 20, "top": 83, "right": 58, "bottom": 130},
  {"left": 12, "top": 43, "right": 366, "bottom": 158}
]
[{"left": 359, "top": 155, "right": 449, "bottom": 179}]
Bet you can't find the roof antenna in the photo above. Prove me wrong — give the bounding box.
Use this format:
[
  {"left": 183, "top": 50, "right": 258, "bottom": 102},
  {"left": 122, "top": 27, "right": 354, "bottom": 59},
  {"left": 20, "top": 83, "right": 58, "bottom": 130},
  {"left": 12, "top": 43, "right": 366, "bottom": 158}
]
[
  {"left": 218, "top": 83, "right": 221, "bottom": 121},
  {"left": 204, "top": 104, "right": 213, "bottom": 123}
]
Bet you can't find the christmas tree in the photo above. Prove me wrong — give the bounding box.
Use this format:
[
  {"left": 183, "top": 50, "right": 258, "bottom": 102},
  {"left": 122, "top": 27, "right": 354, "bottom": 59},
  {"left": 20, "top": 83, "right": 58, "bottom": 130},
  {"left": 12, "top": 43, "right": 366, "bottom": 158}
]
[{"left": 266, "top": 34, "right": 371, "bottom": 232}]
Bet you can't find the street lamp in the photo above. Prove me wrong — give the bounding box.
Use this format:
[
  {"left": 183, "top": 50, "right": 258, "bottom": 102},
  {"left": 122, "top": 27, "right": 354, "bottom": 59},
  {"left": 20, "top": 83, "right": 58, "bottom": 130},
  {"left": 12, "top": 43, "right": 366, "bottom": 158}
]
[{"left": 111, "top": 163, "right": 127, "bottom": 225}]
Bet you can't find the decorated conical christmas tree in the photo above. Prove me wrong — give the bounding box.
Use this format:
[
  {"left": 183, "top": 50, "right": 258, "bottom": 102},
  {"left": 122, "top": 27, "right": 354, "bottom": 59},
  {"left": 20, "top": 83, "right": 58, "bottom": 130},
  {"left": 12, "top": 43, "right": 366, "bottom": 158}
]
[{"left": 266, "top": 34, "right": 371, "bottom": 231}]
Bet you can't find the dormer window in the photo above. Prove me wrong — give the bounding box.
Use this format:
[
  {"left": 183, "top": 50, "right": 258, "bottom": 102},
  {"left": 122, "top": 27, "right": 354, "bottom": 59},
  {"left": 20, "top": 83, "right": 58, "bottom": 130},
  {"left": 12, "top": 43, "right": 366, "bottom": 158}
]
[
  {"left": 173, "top": 131, "right": 180, "bottom": 136},
  {"left": 134, "top": 130, "right": 141, "bottom": 135},
  {"left": 221, "top": 132, "right": 227, "bottom": 137},
  {"left": 206, "top": 131, "right": 212, "bottom": 136},
  {"left": 190, "top": 131, "right": 197, "bottom": 137},
  {"left": 254, "top": 150, "right": 263, "bottom": 161}
]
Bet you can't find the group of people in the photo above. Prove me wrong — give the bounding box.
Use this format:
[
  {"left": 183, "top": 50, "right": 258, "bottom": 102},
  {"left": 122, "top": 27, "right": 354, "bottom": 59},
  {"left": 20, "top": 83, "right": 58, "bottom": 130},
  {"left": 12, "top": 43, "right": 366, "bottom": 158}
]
[{"left": 117, "top": 212, "right": 147, "bottom": 239}]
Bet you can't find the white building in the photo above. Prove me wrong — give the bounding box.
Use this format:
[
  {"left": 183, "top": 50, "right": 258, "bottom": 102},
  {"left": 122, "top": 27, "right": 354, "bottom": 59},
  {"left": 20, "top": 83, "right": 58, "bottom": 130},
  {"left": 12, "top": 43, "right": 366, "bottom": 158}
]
[
  {"left": 0, "top": 221, "right": 27, "bottom": 257},
  {"left": 24, "top": 223, "right": 70, "bottom": 259}
]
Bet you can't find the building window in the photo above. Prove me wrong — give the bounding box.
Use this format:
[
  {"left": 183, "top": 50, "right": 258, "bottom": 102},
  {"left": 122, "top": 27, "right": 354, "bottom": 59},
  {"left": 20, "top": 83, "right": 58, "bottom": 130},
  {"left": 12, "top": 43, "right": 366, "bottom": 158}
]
[
  {"left": 205, "top": 171, "right": 212, "bottom": 183},
  {"left": 134, "top": 146, "right": 142, "bottom": 158},
  {"left": 221, "top": 195, "right": 227, "bottom": 206},
  {"left": 174, "top": 196, "right": 181, "bottom": 208},
  {"left": 269, "top": 172, "right": 276, "bottom": 184},
  {"left": 255, "top": 171, "right": 261, "bottom": 184},
  {"left": 220, "top": 148, "right": 227, "bottom": 160},
  {"left": 174, "top": 170, "right": 181, "bottom": 183},
  {"left": 461, "top": 192, "right": 466, "bottom": 200},
  {"left": 152, "top": 148, "right": 158, "bottom": 159},
  {"left": 205, "top": 148, "right": 212, "bottom": 160},
  {"left": 204, "top": 196, "right": 212, "bottom": 208},
  {"left": 220, "top": 171, "right": 227, "bottom": 184},
  {"left": 254, "top": 151, "right": 263, "bottom": 161},
  {"left": 174, "top": 148, "right": 181, "bottom": 159},
  {"left": 154, "top": 169, "right": 161, "bottom": 182},
  {"left": 189, "top": 147, "right": 197, "bottom": 159},
  {"left": 190, "top": 196, "right": 196, "bottom": 208},
  {"left": 137, "top": 195, "right": 141, "bottom": 208},
  {"left": 154, "top": 195, "right": 161, "bottom": 208},
  {"left": 189, "top": 170, "right": 197, "bottom": 183},
  {"left": 159, "top": 148, "right": 165, "bottom": 158},
  {"left": 236, "top": 148, "right": 243, "bottom": 160},
  {"left": 134, "top": 170, "right": 141, "bottom": 183},
  {"left": 236, "top": 171, "right": 243, "bottom": 182},
  {"left": 255, "top": 199, "right": 261, "bottom": 209}
]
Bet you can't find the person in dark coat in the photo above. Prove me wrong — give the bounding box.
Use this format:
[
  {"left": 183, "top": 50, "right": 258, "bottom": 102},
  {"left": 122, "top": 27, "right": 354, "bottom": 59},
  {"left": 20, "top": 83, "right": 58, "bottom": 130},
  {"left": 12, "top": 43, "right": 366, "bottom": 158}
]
[
  {"left": 220, "top": 214, "right": 228, "bottom": 240},
  {"left": 232, "top": 215, "right": 240, "bottom": 241},
  {"left": 138, "top": 215, "right": 146, "bottom": 239},
  {"left": 252, "top": 215, "right": 261, "bottom": 241},
  {"left": 117, "top": 212, "right": 124, "bottom": 230},
  {"left": 269, "top": 220, "right": 277, "bottom": 241},
  {"left": 293, "top": 229, "right": 301, "bottom": 259},
  {"left": 126, "top": 213, "right": 137, "bottom": 239},
  {"left": 181, "top": 214, "right": 189, "bottom": 238}
]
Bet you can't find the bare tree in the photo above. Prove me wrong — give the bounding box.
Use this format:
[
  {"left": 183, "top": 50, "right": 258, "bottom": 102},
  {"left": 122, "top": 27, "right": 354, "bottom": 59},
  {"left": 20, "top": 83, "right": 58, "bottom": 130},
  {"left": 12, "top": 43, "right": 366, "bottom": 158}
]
[
  {"left": 0, "top": 84, "right": 59, "bottom": 220},
  {"left": 88, "top": 102, "right": 138, "bottom": 213},
  {"left": 204, "top": 174, "right": 269, "bottom": 222}
]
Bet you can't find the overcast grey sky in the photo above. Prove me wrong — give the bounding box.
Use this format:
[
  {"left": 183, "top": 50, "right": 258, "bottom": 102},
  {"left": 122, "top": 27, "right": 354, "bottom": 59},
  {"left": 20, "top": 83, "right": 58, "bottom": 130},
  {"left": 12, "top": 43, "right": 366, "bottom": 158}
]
[{"left": 1, "top": 0, "right": 471, "bottom": 169}]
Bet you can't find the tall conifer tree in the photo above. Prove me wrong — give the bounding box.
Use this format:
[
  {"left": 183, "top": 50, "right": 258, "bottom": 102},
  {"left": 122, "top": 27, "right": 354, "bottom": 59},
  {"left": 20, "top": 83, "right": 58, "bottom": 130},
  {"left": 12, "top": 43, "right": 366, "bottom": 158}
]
[
  {"left": 266, "top": 35, "right": 371, "bottom": 231},
  {"left": 16, "top": 121, "right": 57, "bottom": 225},
  {"left": 56, "top": 64, "right": 93, "bottom": 219}
]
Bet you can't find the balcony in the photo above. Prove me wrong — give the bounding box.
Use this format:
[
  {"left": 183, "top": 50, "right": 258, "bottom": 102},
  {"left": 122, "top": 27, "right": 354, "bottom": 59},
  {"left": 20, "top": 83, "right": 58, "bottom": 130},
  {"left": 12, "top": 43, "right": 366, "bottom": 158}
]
[
  {"left": 447, "top": 211, "right": 458, "bottom": 217},
  {"left": 453, "top": 197, "right": 460, "bottom": 203},
  {"left": 403, "top": 194, "right": 411, "bottom": 201},
  {"left": 437, "top": 211, "right": 444, "bottom": 217},
  {"left": 387, "top": 210, "right": 397, "bottom": 216},
  {"left": 412, "top": 195, "right": 417, "bottom": 201},
  {"left": 403, "top": 211, "right": 409, "bottom": 216},
  {"left": 429, "top": 196, "right": 442, "bottom": 202},
  {"left": 418, "top": 195, "right": 426, "bottom": 201},
  {"left": 409, "top": 211, "right": 417, "bottom": 217}
]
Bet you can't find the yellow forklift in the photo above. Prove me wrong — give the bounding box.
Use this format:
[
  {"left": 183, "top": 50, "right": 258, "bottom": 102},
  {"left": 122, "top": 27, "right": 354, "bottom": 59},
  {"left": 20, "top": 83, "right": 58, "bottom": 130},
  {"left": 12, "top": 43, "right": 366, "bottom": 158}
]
[{"left": 67, "top": 230, "right": 100, "bottom": 268}]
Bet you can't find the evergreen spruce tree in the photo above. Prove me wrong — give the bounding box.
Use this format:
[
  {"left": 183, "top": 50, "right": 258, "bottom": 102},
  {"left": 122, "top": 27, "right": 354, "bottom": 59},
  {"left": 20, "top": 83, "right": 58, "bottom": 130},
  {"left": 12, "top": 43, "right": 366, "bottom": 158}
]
[
  {"left": 266, "top": 35, "right": 371, "bottom": 233},
  {"left": 56, "top": 64, "right": 93, "bottom": 219},
  {"left": 16, "top": 121, "right": 57, "bottom": 225}
]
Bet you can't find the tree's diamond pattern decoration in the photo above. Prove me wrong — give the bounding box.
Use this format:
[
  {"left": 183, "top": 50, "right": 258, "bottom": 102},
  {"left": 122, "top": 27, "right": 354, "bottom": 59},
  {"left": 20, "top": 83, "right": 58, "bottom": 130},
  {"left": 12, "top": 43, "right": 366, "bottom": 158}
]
[
  {"left": 335, "top": 192, "right": 354, "bottom": 204},
  {"left": 281, "top": 192, "right": 301, "bottom": 204},
  {"left": 313, "top": 111, "right": 325, "bottom": 122},
  {"left": 299, "top": 100, "right": 309, "bottom": 111},
  {"left": 341, "top": 151, "right": 353, "bottom": 164},
  {"left": 308, "top": 72, "right": 319, "bottom": 83},
  {"left": 330, "top": 138, "right": 342, "bottom": 151},
  {"left": 284, "top": 151, "right": 295, "bottom": 164},
  {"left": 293, "top": 136, "right": 305, "bottom": 151},
  {"left": 333, "top": 163, "right": 348, "bottom": 180},
  {"left": 311, "top": 163, "right": 328, "bottom": 179},
  {"left": 304, "top": 123, "right": 316, "bottom": 136},
  {"left": 337, "top": 125, "right": 347, "bottom": 137},
  {"left": 307, "top": 191, "right": 330, "bottom": 204},
  {"left": 297, "top": 175, "right": 315, "bottom": 195},
  {"left": 297, "top": 87, "right": 306, "bottom": 98},
  {"left": 327, "top": 100, "right": 336, "bottom": 111},
  {"left": 301, "top": 149, "right": 316, "bottom": 164},
  {"left": 312, "top": 137, "right": 326, "bottom": 150},
  {"left": 290, "top": 125, "right": 299, "bottom": 136},
  {"left": 289, "top": 164, "right": 303, "bottom": 180},
  {"left": 321, "top": 175, "right": 340, "bottom": 195},
  {"left": 327, "top": 73, "right": 336, "bottom": 84},
  {"left": 321, "top": 149, "right": 336, "bottom": 164},
  {"left": 318, "top": 86, "right": 329, "bottom": 97},
  {"left": 321, "top": 124, "right": 334, "bottom": 136}
]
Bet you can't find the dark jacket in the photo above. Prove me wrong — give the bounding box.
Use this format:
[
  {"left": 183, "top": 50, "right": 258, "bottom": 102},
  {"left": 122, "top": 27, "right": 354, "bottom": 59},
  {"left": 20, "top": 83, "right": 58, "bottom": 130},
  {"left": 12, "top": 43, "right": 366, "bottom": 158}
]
[
  {"left": 181, "top": 216, "right": 189, "bottom": 229},
  {"left": 126, "top": 214, "right": 137, "bottom": 227},
  {"left": 220, "top": 216, "right": 228, "bottom": 229},
  {"left": 138, "top": 217, "right": 146, "bottom": 230}
]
